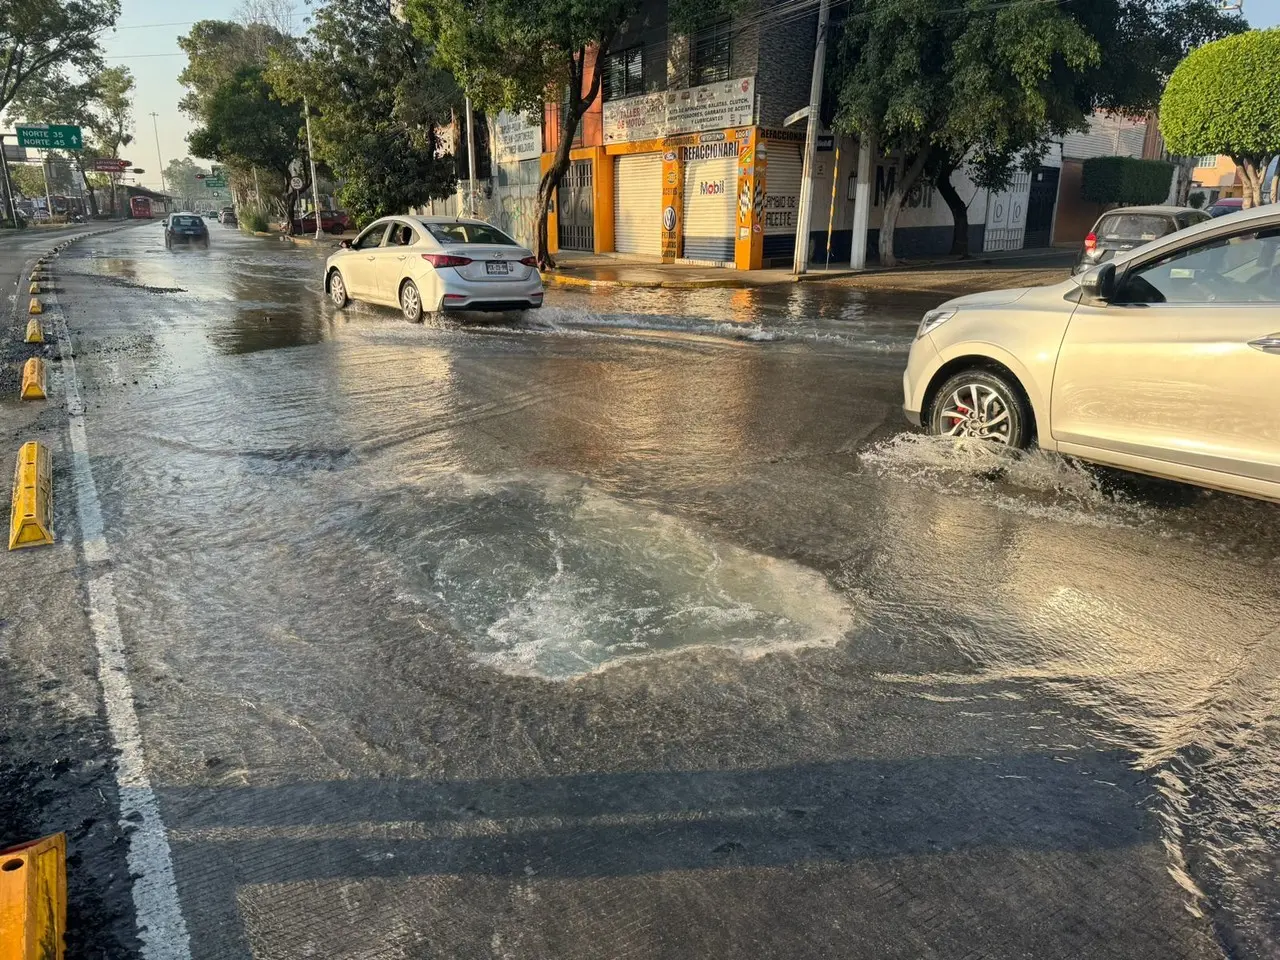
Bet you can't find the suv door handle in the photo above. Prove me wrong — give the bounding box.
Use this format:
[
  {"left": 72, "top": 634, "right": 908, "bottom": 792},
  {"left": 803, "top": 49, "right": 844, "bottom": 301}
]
[{"left": 1248, "top": 335, "right": 1280, "bottom": 354}]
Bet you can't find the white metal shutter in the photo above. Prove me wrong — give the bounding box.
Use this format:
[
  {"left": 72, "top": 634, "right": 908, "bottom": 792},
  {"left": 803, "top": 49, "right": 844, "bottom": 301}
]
[
  {"left": 762, "top": 143, "right": 803, "bottom": 236},
  {"left": 613, "top": 154, "right": 663, "bottom": 256},
  {"left": 681, "top": 154, "right": 737, "bottom": 263}
]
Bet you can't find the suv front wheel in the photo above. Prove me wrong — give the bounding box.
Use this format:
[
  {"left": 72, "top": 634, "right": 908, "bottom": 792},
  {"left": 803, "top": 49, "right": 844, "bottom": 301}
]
[{"left": 928, "top": 369, "right": 1032, "bottom": 448}]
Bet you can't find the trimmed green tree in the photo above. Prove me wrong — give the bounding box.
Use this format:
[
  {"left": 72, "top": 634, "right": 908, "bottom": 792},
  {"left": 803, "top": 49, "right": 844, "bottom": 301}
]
[
  {"left": 1082, "top": 156, "right": 1176, "bottom": 205},
  {"left": 1160, "top": 28, "right": 1280, "bottom": 208}
]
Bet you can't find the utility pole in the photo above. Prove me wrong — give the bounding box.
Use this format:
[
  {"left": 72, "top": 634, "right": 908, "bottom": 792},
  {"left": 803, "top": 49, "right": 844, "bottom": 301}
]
[
  {"left": 150, "top": 112, "right": 167, "bottom": 193},
  {"left": 303, "top": 96, "right": 322, "bottom": 239},
  {"left": 792, "top": 0, "right": 830, "bottom": 275},
  {"left": 464, "top": 96, "right": 478, "bottom": 217},
  {"left": 849, "top": 137, "right": 873, "bottom": 269}
]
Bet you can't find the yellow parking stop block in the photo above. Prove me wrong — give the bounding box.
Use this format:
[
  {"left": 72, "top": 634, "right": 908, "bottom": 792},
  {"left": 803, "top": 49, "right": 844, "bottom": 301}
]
[
  {"left": 9, "top": 441, "right": 53, "bottom": 550},
  {"left": 28, "top": 282, "right": 39, "bottom": 295},
  {"left": 0, "top": 833, "right": 66, "bottom": 960},
  {"left": 24, "top": 320, "right": 42, "bottom": 344},
  {"left": 20, "top": 359, "right": 46, "bottom": 401},
  {"left": 28, "top": 299, "right": 42, "bottom": 315}
]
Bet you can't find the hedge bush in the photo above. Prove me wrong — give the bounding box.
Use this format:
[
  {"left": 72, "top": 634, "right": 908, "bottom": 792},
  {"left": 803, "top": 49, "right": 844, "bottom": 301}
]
[{"left": 1082, "top": 156, "right": 1176, "bottom": 206}]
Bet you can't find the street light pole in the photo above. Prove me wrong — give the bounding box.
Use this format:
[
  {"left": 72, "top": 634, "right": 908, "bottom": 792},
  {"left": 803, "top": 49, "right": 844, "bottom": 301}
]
[
  {"left": 150, "top": 112, "right": 166, "bottom": 194},
  {"left": 792, "top": 0, "right": 830, "bottom": 275},
  {"left": 303, "top": 95, "right": 322, "bottom": 240},
  {"left": 41, "top": 151, "right": 54, "bottom": 222},
  {"left": 465, "top": 96, "right": 478, "bottom": 217}
]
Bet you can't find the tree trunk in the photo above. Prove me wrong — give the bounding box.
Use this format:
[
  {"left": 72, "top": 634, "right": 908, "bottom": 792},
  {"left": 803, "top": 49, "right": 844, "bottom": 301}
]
[
  {"left": 76, "top": 155, "right": 99, "bottom": 218},
  {"left": 1238, "top": 159, "right": 1263, "bottom": 209},
  {"left": 533, "top": 41, "right": 610, "bottom": 269},
  {"left": 935, "top": 164, "right": 968, "bottom": 258},
  {"left": 878, "top": 149, "right": 930, "bottom": 268}
]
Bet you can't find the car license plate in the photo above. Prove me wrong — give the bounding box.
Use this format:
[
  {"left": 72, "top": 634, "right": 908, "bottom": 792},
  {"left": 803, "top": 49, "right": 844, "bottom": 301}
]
[{"left": 486, "top": 261, "right": 510, "bottom": 275}]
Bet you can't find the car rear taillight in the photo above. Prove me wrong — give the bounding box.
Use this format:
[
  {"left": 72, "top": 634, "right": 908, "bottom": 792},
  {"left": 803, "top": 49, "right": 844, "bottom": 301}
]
[
  {"left": 421, "top": 254, "right": 473, "bottom": 267},
  {"left": 520, "top": 256, "right": 538, "bottom": 267},
  {"left": 1084, "top": 233, "right": 1097, "bottom": 253}
]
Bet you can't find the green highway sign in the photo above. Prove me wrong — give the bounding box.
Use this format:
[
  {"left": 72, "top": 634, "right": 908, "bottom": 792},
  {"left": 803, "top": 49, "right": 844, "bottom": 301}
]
[
  {"left": 16, "top": 124, "right": 83, "bottom": 150},
  {"left": 204, "top": 178, "right": 226, "bottom": 188}
]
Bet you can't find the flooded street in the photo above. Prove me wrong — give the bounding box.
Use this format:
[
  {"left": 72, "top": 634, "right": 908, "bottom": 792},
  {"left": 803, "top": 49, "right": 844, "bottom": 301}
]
[{"left": 4, "top": 222, "right": 1278, "bottom": 959}]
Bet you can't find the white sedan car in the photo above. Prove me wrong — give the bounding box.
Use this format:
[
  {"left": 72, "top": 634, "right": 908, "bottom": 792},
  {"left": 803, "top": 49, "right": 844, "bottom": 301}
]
[{"left": 324, "top": 215, "right": 544, "bottom": 322}]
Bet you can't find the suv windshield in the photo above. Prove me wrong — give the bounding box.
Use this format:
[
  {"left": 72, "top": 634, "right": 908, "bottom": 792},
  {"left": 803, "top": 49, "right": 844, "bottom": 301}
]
[
  {"left": 423, "top": 222, "right": 517, "bottom": 246},
  {"left": 1095, "top": 214, "right": 1175, "bottom": 243}
]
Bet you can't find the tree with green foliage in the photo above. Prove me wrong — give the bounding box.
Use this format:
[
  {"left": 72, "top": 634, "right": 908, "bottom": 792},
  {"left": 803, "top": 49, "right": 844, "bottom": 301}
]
[
  {"left": 1160, "top": 29, "right": 1280, "bottom": 209},
  {"left": 266, "top": 0, "right": 459, "bottom": 226},
  {"left": 9, "top": 65, "right": 136, "bottom": 216},
  {"left": 188, "top": 66, "right": 307, "bottom": 222},
  {"left": 177, "top": 20, "right": 293, "bottom": 120},
  {"left": 164, "top": 157, "right": 212, "bottom": 210},
  {"left": 832, "top": 0, "right": 1243, "bottom": 264},
  {"left": 404, "top": 0, "right": 648, "bottom": 266},
  {"left": 833, "top": 0, "right": 1098, "bottom": 265},
  {"left": 0, "top": 0, "right": 119, "bottom": 117}
]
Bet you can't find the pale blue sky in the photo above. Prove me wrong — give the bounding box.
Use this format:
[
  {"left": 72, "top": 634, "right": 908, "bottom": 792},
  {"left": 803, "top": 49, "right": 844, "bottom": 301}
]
[{"left": 100, "top": 0, "right": 1280, "bottom": 193}]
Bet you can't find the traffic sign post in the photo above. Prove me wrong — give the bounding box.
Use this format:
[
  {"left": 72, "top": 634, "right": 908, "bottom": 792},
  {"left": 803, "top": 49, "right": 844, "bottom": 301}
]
[
  {"left": 16, "top": 124, "right": 83, "bottom": 151},
  {"left": 204, "top": 178, "right": 226, "bottom": 189},
  {"left": 91, "top": 158, "right": 130, "bottom": 174}
]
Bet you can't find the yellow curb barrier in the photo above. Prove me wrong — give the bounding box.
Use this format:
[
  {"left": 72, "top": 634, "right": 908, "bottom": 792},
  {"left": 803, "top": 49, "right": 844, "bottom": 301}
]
[
  {"left": 28, "top": 299, "right": 42, "bottom": 315},
  {"left": 20, "top": 359, "right": 46, "bottom": 401},
  {"left": 24, "top": 320, "right": 42, "bottom": 344},
  {"left": 9, "top": 442, "right": 54, "bottom": 550},
  {"left": 0, "top": 833, "right": 66, "bottom": 960},
  {"left": 29, "top": 282, "right": 39, "bottom": 295}
]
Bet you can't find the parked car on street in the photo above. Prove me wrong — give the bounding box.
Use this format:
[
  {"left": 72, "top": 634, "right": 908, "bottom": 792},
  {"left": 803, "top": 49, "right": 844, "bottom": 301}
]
[
  {"left": 1073, "top": 205, "right": 1210, "bottom": 274},
  {"left": 904, "top": 203, "right": 1280, "bottom": 502},
  {"left": 293, "top": 209, "right": 353, "bottom": 234},
  {"left": 324, "top": 216, "right": 544, "bottom": 322},
  {"left": 1208, "top": 197, "right": 1244, "bottom": 218},
  {"left": 218, "top": 207, "right": 237, "bottom": 225},
  {"left": 164, "top": 212, "right": 210, "bottom": 249}
]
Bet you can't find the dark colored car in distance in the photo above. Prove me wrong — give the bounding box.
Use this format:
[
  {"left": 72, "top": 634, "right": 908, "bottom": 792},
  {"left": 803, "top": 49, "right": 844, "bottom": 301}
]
[
  {"left": 1073, "top": 205, "right": 1211, "bottom": 274},
  {"left": 164, "top": 212, "right": 210, "bottom": 249},
  {"left": 1208, "top": 196, "right": 1244, "bottom": 218},
  {"left": 218, "top": 206, "right": 237, "bottom": 225},
  {"left": 293, "top": 209, "right": 353, "bottom": 235}
]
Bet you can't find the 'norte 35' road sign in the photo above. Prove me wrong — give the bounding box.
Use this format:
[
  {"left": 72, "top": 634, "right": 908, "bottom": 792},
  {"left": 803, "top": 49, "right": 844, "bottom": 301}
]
[{"left": 16, "top": 124, "right": 83, "bottom": 150}]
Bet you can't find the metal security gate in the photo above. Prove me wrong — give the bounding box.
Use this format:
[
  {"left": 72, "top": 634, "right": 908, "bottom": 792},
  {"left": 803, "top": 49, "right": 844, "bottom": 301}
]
[
  {"left": 681, "top": 145, "right": 738, "bottom": 263},
  {"left": 1023, "top": 166, "right": 1060, "bottom": 248},
  {"left": 762, "top": 143, "right": 803, "bottom": 263},
  {"left": 557, "top": 159, "right": 594, "bottom": 251},
  {"left": 614, "top": 154, "right": 663, "bottom": 256}
]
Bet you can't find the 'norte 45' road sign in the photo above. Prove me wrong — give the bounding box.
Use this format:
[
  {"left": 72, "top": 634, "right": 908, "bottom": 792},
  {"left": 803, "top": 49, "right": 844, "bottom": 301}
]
[{"left": 16, "top": 124, "right": 84, "bottom": 150}]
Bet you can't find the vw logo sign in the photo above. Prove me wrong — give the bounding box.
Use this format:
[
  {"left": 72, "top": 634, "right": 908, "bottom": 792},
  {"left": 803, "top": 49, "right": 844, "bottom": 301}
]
[{"left": 662, "top": 205, "right": 677, "bottom": 231}]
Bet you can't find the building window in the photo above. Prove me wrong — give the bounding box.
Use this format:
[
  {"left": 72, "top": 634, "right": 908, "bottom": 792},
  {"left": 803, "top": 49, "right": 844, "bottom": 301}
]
[
  {"left": 692, "top": 21, "right": 732, "bottom": 85},
  {"left": 1193, "top": 154, "right": 1219, "bottom": 168},
  {"left": 603, "top": 46, "right": 644, "bottom": 101}
]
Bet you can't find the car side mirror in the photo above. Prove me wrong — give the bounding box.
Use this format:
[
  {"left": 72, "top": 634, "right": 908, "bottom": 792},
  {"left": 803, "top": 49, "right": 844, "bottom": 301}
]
[
  {"left": 339, "top": 239, "right": 352, "bottom": 249},
  {"left": 1080, "top": 262, "right": 1116, "bottom": 302}
]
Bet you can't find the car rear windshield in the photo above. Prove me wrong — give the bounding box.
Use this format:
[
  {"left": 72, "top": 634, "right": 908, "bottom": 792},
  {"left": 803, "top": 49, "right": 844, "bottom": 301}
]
[
  {"left": 423, "top": 222, "right": 517, "bottom": 246},
  {"left": 1095, "top": 214, "right": 1175, "bottom": 242},
  {"left": 173, "top": 216, "right": 202, "bottom": 227}
]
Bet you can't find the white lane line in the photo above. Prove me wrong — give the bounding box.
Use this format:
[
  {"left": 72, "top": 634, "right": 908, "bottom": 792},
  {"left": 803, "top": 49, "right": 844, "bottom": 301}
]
[{"left": 47, "top": 239, "right": 194, "bottom": 960}]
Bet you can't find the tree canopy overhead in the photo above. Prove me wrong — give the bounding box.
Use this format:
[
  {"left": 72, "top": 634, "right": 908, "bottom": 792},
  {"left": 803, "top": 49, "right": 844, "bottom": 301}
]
[
  {"left": 0, "top": 0, "right": 119, "bottom": 118},
  {"left": 266, "top": 0, "right": 459, "bottom": 225},
  {"left": 1160, "top": 28, "right": 1280, "bottom": 208}
]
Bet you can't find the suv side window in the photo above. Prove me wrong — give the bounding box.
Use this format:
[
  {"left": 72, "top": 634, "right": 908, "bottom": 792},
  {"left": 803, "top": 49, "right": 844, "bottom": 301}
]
[
  {"left": 352, "top": 223, "right": 390, "bottom": 250},
  {"left": 1116, "top": 228, "right": 1280, "bottom": 304}
]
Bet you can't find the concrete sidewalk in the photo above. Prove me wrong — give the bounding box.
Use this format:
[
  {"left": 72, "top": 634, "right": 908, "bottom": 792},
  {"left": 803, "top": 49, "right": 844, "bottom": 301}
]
[{"left": 546, "top": 248, "right": 1076, "bottom": 292}]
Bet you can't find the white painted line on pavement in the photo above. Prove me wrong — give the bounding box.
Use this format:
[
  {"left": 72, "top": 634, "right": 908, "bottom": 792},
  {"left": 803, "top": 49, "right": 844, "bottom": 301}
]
[{"left": 48, "top": 244, "right": 194, "bottom": 960}]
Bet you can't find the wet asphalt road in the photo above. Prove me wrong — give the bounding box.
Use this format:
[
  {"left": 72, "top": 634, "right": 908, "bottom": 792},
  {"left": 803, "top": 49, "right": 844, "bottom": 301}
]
[{"left": 2, "top": 222, "right": 1278, "bottom": 960}]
